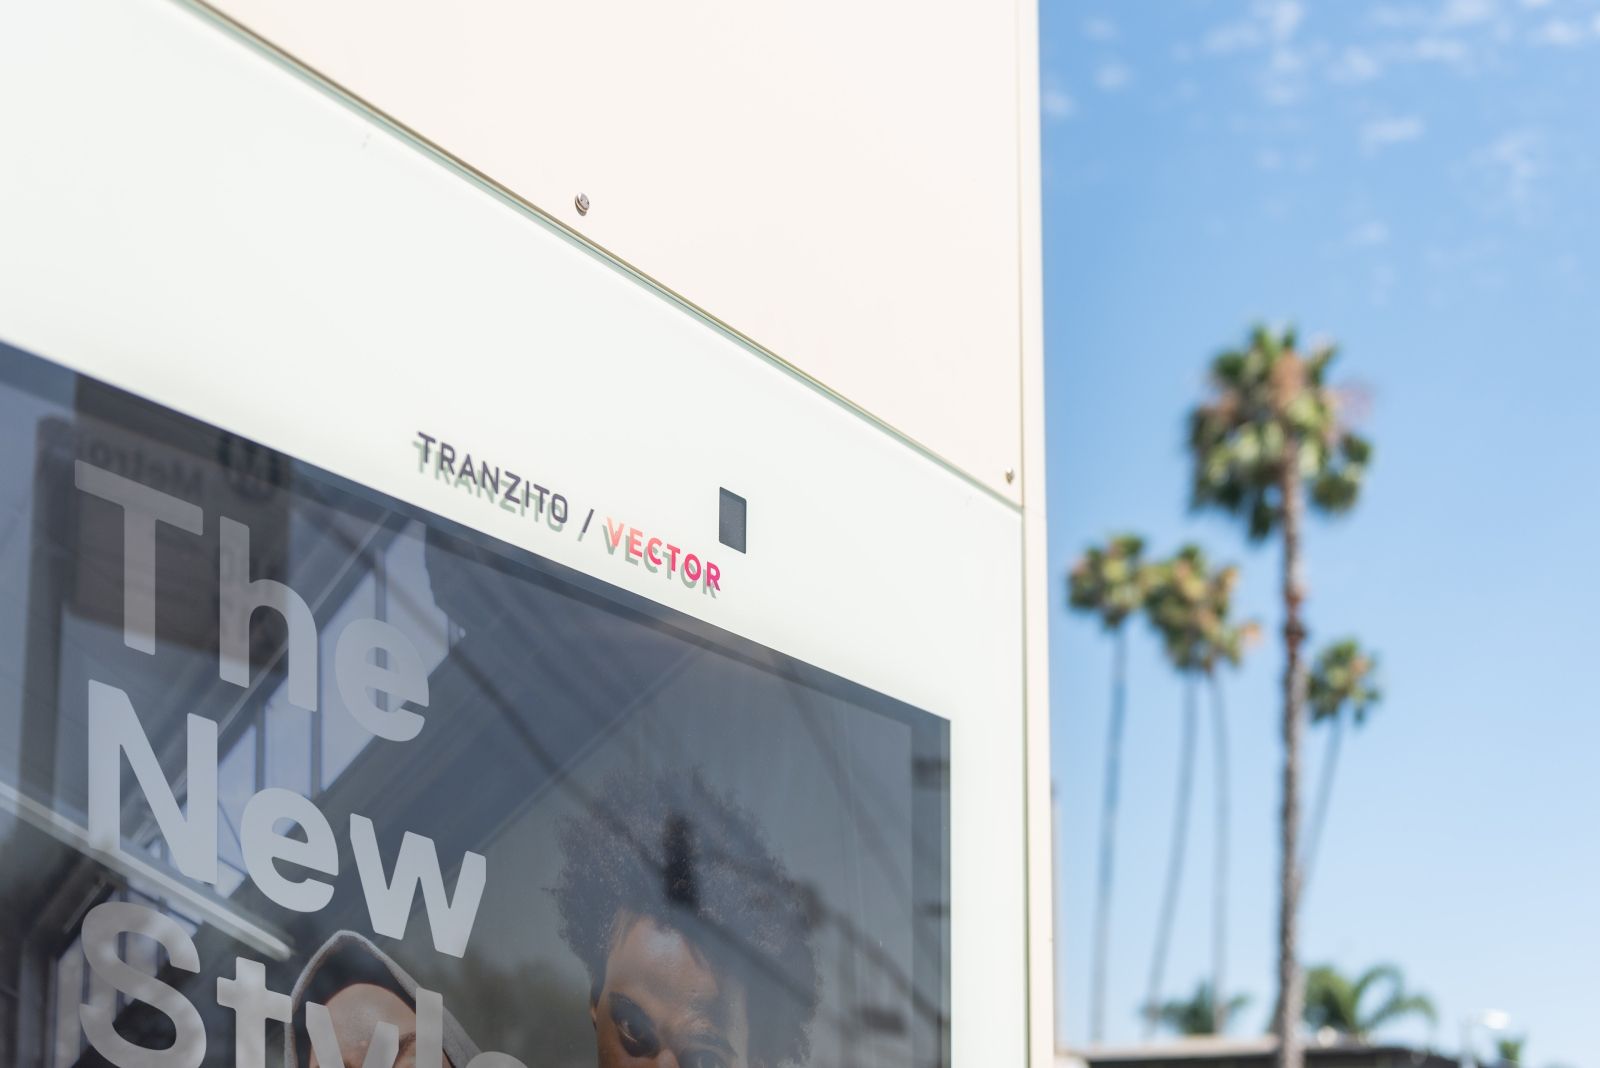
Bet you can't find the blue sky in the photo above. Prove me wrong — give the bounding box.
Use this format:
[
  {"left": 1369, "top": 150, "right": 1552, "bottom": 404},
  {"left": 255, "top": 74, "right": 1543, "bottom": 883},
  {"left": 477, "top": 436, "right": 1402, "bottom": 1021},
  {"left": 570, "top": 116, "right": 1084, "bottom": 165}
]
[{"left": 1041, "top": 2, "right": 1600, "bottom": 1065}]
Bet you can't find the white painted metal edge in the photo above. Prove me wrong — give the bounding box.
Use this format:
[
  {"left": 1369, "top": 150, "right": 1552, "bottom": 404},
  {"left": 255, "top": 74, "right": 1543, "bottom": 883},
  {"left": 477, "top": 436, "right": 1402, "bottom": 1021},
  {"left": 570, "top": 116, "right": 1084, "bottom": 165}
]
[
  {"left": 175, "top": 0, "right": 1024, "bottom": 516},
  {"left": 1015, "top": 0, "right": 1058, "bottom": 1058}
]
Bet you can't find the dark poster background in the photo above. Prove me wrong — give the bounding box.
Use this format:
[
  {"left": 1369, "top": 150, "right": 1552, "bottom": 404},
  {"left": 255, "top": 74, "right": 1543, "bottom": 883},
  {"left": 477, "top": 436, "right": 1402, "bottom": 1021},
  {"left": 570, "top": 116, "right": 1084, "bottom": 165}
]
[{"left": 0, "top": 342, "right": 949, "bottom": 1068}]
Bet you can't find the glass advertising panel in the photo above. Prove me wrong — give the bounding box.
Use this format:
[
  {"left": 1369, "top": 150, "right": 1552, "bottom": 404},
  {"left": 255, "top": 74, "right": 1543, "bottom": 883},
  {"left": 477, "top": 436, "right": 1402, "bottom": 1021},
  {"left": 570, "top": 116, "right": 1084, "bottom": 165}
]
[{"left": 0, "top": 342, "right": 950, "bottom": 1068}]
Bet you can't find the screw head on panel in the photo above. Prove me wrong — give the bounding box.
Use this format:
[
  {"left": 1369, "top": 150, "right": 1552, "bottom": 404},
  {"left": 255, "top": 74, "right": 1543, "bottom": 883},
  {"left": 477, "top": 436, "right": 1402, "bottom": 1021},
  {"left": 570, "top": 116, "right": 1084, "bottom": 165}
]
[
  {"left": 574, "top": 192, "right": 590, "bottom": 216},
  {"left": 1005, "top": 468, "right": 1016, "bottom": 484}
]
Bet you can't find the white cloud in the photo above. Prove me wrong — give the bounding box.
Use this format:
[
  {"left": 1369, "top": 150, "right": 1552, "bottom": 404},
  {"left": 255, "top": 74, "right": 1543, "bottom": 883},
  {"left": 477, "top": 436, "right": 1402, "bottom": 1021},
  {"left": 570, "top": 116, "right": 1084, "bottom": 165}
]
[
  {"left": 1531, "top": 17, "right": 1589, "bottom": 46},
  {"left": 1267, "top": 0, "right": 1307, "bottom": 40},
  {"left": 1348, "top": 221, "right": 1391, "bottom": 247},
  {"left": 1414, "top": 35, "right": 1472, "bottom": 62},
  {"left": 1481, "top": 129, "right": 1543, "bottom": 205},
  {"left": 1361, "top": 115, "right": 1426, "bottom": 151},
  {"left": 1371, "top": 5, "right": 1430, "bottom": 29},
  {"left": 1095, "top": 62, "right": 1133, "bottom": 91},
  {"left": 1084, "top": 16, "right": 1118, "bottom": 42},
  {"left": 1260, "top": 0, "right": 1309, "bottom": 104},
  {"left": 1194, "top": 0, "right": 1313, "bottom": 105},
  {"left": 1202, "top": 21, "right": 1265, "bottom": 55},
  {"left": 1440, "top": 0, "right": 1498, "bottom": 27},
  {"left": 1196, "top": 0, "right": 1591, "bottom": 109},
  {"left": 1202, "top": 0, "right": 1303, "bottom": 56},
  {"left": 1042, "top": 87, "right": 1077, "bottom": 121},
  {"left": 1330, "top": 46, "right": 1384, "bottom": 82},
  {"left": 1359, "top": 1, "right": 1506, "bottom": 72}
]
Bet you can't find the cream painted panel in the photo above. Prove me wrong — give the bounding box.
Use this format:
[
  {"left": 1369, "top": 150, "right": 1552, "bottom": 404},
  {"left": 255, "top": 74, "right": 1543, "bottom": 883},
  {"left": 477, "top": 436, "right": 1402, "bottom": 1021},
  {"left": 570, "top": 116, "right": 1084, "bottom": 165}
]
[
  {"left": 0, "top": 0, "right": 1030, "bottom": 1059},
  {"left": 200, "top": 0, "right": 1027, "bottom": 502}
]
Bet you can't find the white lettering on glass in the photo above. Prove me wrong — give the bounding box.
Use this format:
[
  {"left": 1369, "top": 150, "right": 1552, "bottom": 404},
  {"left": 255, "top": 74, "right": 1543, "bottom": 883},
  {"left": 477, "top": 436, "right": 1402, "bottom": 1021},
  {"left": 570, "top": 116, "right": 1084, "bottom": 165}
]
[
  {"left": 73, "top": 460, "right": 204, "bottom": 654},
  {"left": 80, "top": 901, "right": 206, "bottom": 1068},
  {"left": 240, "top": 787, "right": 338, "bottom": 912},
  {"left": 215, "top": 956, "right": 292, "bottom": 1068},
  {"left": 334, "top": 617, "right": 429, "bottom": 742},
  {"left": 349, "top": 814, "right": 487, "bottom": 958},
  {"left": 87, "top": 681, "right": 218, "bottom": 885},
  {"left": 218, "top": 516, "right": 319, "bottom": 711}
]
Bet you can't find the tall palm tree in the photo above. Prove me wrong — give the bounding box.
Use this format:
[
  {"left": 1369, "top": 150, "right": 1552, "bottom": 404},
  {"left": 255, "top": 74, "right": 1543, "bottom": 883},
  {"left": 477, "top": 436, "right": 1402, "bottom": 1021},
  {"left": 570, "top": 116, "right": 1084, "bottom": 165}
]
[
  {"left": 1154, "top": 979, "right": 1252, "bottom": 1037},
  {"left": 1303, "top": 639, "right": 1381, "bottom": 892},
  {"left": 1141, "top": 545, "right": 1255, "bottom": 1036},
  {"left": 1302, "top": 962, "right": 1436, "bottom": 1040},
  {"left": 1199, "top": 598, "right": 1256, "bottom": 1036},
  {"left": 1188, "top": 326, "right": 1372, "bottom": 1068},
  {"left": 1069, "top": 533, "right": 1154, "bottom": 1043}
]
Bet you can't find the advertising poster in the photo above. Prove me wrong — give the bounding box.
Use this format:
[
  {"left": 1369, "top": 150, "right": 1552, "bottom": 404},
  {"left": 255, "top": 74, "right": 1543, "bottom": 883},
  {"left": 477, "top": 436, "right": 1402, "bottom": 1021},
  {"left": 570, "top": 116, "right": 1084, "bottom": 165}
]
[{"left": 0, "top": 343, "right": 950, "bottom": 1068}]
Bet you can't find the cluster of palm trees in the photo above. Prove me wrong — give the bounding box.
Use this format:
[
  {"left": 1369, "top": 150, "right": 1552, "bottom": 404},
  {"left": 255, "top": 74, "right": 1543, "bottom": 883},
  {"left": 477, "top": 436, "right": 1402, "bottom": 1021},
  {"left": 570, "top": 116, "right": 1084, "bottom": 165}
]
[
  {"left": 1071, "top": 539, "right": 1258, "bottom": 1041},
  {"left": 1071, "top": 326, "right": 1393, "bottom": 1068},
  {"left": 1153, "top": 961, "right": 1438, "bottom": 1044}
]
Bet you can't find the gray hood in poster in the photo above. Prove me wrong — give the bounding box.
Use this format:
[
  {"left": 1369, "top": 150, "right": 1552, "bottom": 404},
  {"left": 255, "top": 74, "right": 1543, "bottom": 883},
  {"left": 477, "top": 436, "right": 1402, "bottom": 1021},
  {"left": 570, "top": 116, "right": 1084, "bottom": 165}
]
[{"left": 283, "top": 930, "right": 480, "bottom": 1068}]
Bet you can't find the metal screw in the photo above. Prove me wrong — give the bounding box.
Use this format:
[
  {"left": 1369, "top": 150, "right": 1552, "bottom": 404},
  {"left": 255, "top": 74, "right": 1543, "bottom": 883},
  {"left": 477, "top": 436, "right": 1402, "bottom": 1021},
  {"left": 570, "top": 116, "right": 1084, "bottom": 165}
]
[
  {"left": 1005, "top": 468, "right": 1016, "bottom": 484},
  {"left": 574, "top": 192, "right": 590, "bottom": 216}
]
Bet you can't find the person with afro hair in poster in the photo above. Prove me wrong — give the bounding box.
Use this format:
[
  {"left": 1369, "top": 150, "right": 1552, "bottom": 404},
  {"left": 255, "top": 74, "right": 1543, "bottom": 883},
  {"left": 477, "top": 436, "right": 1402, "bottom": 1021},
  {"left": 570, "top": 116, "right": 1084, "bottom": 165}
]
[{"left": 554, "top": 771, "right": 820, "bottom": 1068}]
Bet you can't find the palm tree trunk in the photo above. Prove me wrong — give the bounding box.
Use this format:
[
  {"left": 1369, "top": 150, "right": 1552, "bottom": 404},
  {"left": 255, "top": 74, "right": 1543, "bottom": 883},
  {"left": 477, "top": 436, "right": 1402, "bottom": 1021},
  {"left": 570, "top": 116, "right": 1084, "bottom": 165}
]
[
  {"left": 1208, "top": 672, "right": 1230, "bottom": 1035},
  {"left": 1144, "top": 673, "right": 1198, "bottom": 1038},
  {"left": 1301, "top": 715, "right": 1344, "bottom": 900},
  {"left": 1090, "top": 627, "right": 1130, "bottom": 1043},
  {"left": 1274, "top": 460, "right": 1310, "bottom": 1068}
]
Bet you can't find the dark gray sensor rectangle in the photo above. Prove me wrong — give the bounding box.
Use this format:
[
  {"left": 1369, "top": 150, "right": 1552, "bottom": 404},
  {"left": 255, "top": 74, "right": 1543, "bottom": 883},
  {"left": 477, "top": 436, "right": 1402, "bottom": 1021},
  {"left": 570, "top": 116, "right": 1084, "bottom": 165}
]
[{"left": 719, "top": 487, "right": 747, "bottom": 553}]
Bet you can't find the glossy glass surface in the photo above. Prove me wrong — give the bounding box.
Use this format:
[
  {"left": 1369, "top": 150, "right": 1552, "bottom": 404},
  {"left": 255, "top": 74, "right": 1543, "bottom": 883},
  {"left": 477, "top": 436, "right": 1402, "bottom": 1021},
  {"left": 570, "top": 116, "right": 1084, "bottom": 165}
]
[{"left": 0, "top": 341, "right": 949, "bottom": 1068}]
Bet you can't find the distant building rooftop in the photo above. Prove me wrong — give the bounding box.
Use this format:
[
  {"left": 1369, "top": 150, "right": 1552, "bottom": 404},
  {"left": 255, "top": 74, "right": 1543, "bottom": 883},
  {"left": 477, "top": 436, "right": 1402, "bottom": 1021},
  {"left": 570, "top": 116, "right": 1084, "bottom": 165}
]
[{"left": 1060, "top": 1037, "right": 1460, "bottom": 1068}]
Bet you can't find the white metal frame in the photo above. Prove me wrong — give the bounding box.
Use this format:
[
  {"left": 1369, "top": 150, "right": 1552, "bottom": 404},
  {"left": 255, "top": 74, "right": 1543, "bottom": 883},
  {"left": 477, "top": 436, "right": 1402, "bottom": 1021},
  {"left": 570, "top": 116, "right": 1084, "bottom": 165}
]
[{"left": 0, "top": 0, "right": 1053, "bottom": 1060}]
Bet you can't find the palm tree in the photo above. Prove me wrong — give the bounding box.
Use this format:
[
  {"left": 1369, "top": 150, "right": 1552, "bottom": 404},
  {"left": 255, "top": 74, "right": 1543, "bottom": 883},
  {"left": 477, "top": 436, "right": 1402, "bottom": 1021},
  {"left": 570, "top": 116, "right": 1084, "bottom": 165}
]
[
  {"left": 1493, "top": 1035, "right": 1527, "bottom": 1066},
  {"left": 1303, "top": 639, "right": 1381, "bottom": 892},
  {"left": 1199, "top": 595, "right": 1257, "bottom": 1036},
  {"left": 1188, "top": 325, "right": 1372, "bottom": 1068},
  {"left": 1069, "top": 533, "right": 1154, "bottom": 1042},
  {"left": 1153, "top": 979, "right": 1252, "bottom": 1037},
  {"left": 1141, "top": 545, "right": 1256, "bottom": 1036},
  {"left": 1302, "top": 962, "right": 1436, "bottom": 1041}
]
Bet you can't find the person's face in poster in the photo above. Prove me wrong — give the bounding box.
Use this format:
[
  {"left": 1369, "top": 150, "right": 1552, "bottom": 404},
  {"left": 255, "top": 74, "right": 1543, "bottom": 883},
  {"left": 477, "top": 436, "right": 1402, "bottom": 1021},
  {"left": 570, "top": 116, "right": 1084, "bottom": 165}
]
[
  {"left": 590, "top": 911, "right": 750, "bottom": 1068},
  {"left": 306, "top": 983, "right": 457, "bottom": 1068},
  {"left": 290, "top": 936, "right": 475, "bottom": 1068},
  {"left": 559, "top": 775, "right": 819, "bottom": 1068},
  {"left": 306, "top": 983, "right": 429, "bottom": 1068}
]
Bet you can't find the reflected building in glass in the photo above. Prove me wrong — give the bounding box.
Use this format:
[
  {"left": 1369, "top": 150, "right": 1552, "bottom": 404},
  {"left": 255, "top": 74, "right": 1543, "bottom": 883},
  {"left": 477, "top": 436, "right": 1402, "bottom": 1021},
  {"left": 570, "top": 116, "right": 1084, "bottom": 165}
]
[{"left": 0, "top": 344, "right": 950, "bottom": 1068}]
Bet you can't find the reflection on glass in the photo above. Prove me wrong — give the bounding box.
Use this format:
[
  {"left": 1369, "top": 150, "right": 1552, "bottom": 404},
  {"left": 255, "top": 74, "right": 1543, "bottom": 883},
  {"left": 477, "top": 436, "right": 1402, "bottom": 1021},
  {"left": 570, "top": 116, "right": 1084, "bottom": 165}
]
[{"left": 0, "top": 340, "right": 950, "bottom": 1068}]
